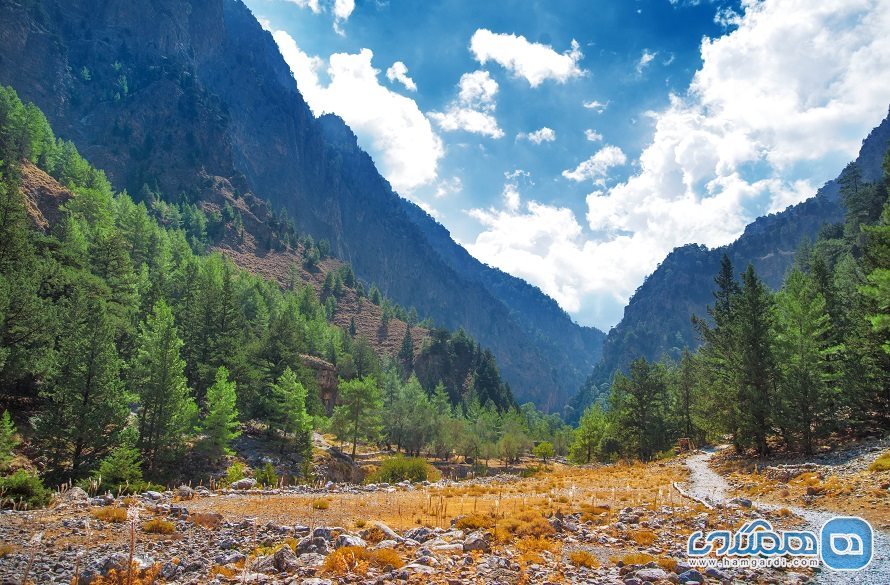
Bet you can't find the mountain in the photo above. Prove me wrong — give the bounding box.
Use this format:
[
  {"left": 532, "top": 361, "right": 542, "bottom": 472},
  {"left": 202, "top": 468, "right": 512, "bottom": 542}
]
[
  {"left": 569, "top": 110, "right": 890, "bottom": 418},
  {"left": 0, "top": 0, "right": 604, "bottom": 410}
]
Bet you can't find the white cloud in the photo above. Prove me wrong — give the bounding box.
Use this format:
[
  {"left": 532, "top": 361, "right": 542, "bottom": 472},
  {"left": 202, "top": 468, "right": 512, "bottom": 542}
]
[
  {"left": 584, "top": 129, "right": 603, "bottom": 142},
  {"left": 385, "top": 61, "right": 417, "bottom": 91},
  {"left": 469, "top": 29, "right": 584, "bottom": 87},
  {"left": 465, "top": 0, "right": 890, "bottom": 329},
  {"left": 434, "top": 176, "right": 463, "bottom": 199},
  {"left": 429, "top": 70, "right": 505, "bottom": 139},
  {"left": 582, "top": 99, "right": 608, "bottom": 112},
  {"left": 285, "top": 0, "right": 321, "bottom": 13},
  {"left": 272, "top": 30, "right": 443, "bottom": 193},
  {"left": 561, "top": 145, "right": 627, "bottom": 184},
  {"left": 518, "top": 127, "right": 556, "bottom": 144},
  {"left": 636, "top": 49, "right": 657, "bottom": 75},
  {"left": 332, "top": 0, "right": 355, "bottom": 35}
]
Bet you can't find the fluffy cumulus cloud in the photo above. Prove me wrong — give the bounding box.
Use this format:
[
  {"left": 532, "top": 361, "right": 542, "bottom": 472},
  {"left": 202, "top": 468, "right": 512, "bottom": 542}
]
[
  {"left": 385, "top": 61, "right": 417, "bottom": 91},
  {"left": 561, "top": 146, "right": 627, "bottom": 184},
  {"left": 429, "top": 70, "right": 505, "bottom": 138},
  {"left": 518, "top": 127, "right": 556, "bottom": 144},
  {"left": 584, "top": 129, "right": 603, "bottom": 142},
  {"left": 466, "top": 0, "right": 890, "bottom": 329},
  {"left": 285, "top": 0, "right": 321, "bottom": 13},
  {"left": 272, "top": 30, "right": 443, "bottom": 193},
  {"left": 332, "top": 0, "right": 355, "bottom": 34},
  {"left": 469, "top": 29, "right": 584, "bottom": 87}
]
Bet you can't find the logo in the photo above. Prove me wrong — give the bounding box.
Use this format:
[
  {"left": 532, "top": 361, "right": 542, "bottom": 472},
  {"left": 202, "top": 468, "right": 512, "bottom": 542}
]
[
  {"left": 686, "top": 516, "right": 874, "bottom": 572},
  {"left": 820, "top": 517, "right": 873, "bottom": 571}
]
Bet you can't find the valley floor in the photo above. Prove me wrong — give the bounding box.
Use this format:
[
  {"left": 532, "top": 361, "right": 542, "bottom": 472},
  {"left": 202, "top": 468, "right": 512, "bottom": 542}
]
[{"left": 0, "top": 444, "right": 887, "bottom": 584}]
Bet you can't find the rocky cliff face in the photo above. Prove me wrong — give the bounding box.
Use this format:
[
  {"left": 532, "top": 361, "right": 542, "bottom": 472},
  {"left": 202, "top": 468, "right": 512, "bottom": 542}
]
[
  {"left": 570, "top": 111, "right": 890, "bottom": 417},
  {"left": 0, "top": 0, "right": 603, "bottom": 409}
]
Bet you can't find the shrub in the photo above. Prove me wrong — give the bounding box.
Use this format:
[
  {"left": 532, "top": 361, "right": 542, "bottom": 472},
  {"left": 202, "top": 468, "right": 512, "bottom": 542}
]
[
  {"left": 311, "top": 498, "right": 329, "bottom": 510},
  {"left": 90, "top": 563, "right": 162, "bottom": 585},
  {"left": 453, "top": 513, "right": 490, "bottom": 531},
  {"left": 629, "top": 529, "right": 657, "bottom": 546},
  {"left": 256, "top": 462, "right": 278, "bottom": 487},
  {"left": 322, "top": 546, "right": 403, "bottom": 576},
  {"left": 568, "top": 550, "right": 599, "bottom": 568},
  {"left": 366, "top": 456, "right": 440, "bottom": 484},
  {"left": 189, "top": 512, "right": 223, "bottom": 529},
  {"left": 92, "top": 506, "right": 128, "bottom": 523},
  {"left": 869, "top": 452, "right": 890, "bottom": 472},
  {"left": 0, "top": 470, "right": 52, "bottom": 509},
  {"left": 532, "top": 442, "right": 555, "bottom": 463},
  {"left": 92, "top": 427, "right": 145, "bottom": 495},
  {"left": 143, "top": 518, "right": 175, "bottom": 534},
  {"left": 0, "top": 543, "right": 15, "bottom": 557},
  {"left": 225, "top": 461, "right": 247, "bottom": 486}
]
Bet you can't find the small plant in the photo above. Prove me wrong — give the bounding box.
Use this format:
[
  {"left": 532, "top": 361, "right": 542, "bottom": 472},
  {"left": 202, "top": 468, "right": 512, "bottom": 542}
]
[
  {"left": 322, "top": 546, "right": 403, "bottom": 576},
  {"left": 533, "top": 441, "right": 555, "bottom": 463},
  {"left": 0, "top": 471, "right": 51, "bottom": 509},
  {"left": 869, "top": 452, "right": 890, "bottom": 472},
  {"left": 143, "top": 518, "right": 175, "bottom": 534},
  {"left": 90, "top": 563, "right": 162, "bottom": 585},
  {"left": 189, "top": 512, "right": 223, "bottom": 530},
  {"left": 225, "top": 461, "right": 247, "bottom": 485},
  {"left": 453, "top": 513, "right": 490, "bottom": 531},
  {"left": 92, "top": 506, "right": 128, "bottom": 523},
  {"left": 255, "top": 462, "right": 278, "bottom": 487},
  {"left": 568, "top": 550, "right": 599, "bottom": 568},
  {"left": 366, "top": 455, "right": 440, "bottom": 484},
  {"left": 311, "top": 498, "right": 330, "bottom": 510},
  {"left": 629, "top": 528, "right": 657, "bottom": 546},
  {"left": 0, "top": 543, "right": 14, "bottom": 557}
]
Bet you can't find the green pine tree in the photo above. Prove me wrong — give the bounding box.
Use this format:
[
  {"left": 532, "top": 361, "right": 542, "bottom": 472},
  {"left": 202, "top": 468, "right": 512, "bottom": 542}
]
[
  {"left": 0, "top": 409, "right": 19, "bottom": 468},
  {"left": 331, "top": 376, "right": 383, "bottom": 457},
  {"left": 200, "top": 366, "right": 240, "bottom": 459},
  {"left": 270, "top": 367, "right": 312, "bottom": 453}
]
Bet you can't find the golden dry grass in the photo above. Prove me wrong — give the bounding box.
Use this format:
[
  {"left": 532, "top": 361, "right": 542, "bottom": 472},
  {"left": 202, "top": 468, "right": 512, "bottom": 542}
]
[
  {"left": 91, "top": 506, "right": 127, "bottom": 523},
  {"left": 311, "top": 498, "right": 330, "bottom": 510},
  {"left": 870, "top": 452, "right": 890, "bottom": 472},
  {"left": 143, "top": 518, "right": 175, "bottom": 534},
  {"left": 321, "top": 546, "right": 404, "bottom": 576},
  {"left": 568, "top": 550, "right": 599, "bottom": 568}
]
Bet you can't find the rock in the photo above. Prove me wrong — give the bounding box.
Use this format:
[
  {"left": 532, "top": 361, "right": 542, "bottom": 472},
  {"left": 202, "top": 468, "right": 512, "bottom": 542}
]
[
  {"left": 177, "top": 485, "right": 195, "bottom": 498},
  {"left": 61, "top": 487, "right": 90, "bottom": 502},
  {"left": 729, "top": 497, "right": 752, "bottom": 508},
  {"left": 100, "top": 553, "right": 152, "bottom": 575},
  {"left": 635, "top": 567, "right": 670, "bottom": 582},
  {"left": 335, "top": 534, "right": 367, "bottom": 548},
  {"left": 296, "top": 536, "right": 330, "bottom": 555},
  {"left": 400, "top": 563, "right": 438, "bottom": 575},
  {"left": 159, "top": 561, "right": 181, "bottom": 580},
  {"left": 144, "top": 490, "right": 163, "bottom": 500},
  {"left": 312, "top": 527, "right": 334, "bottom": 541},
  {"left": 405, "top": 527, "right": 434, "bottom": 542},
  {"left": 704, "top": 566, "right": 730, "bottom": 581},
  {"left": 301, "top": 579, "right": 332, "bottom": 585},
  {"left": 623, "top": 579, "right": 642, "bottom": 585},
  {"left": 370, "top": 521, "right": 402, "bottom": 542},
  {"left": 373, "top": 539, "right": 399, "bottom": 549},
  {"left": 296, "top": 552, "right": 326, "bottom": 568},
  {"left": 273, "top": 544, "right": 299, "bottom": 572},
  {"left": 677, "top": 569, "right": 705, "bottom": 583},
  {"left": 462, "top": 532, "right": 490, "bottom": 553},
  {"left": 231, "top": 478, "right": 257, "bottom": 490},
  {"left": 250, "top": 554, "right": 275, "bottom": 574}
]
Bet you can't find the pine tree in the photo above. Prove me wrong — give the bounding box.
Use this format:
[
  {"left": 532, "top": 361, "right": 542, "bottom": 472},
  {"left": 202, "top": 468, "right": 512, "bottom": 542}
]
[
  {"left": 94, "top": 427, "right": 144, "bottom": 494},
  {"left": 331, "top": 376, "right": 383, "bottom": 457},
  {"left": 270, "top": 367, "right": 312, "bottom": 453},
  {"left": 35, "top": 286, "right": 128, "bottom": 479},
  {"left": 735, "top": 265, "right": 777, "bottom": 457},
  {"left": 610, "top": 358, "right": 669, "bottom": 460},
  {"left": 132, "top": 300, "right": 197, "bottom": 473},
  {"left": 398, "top": 326, "right": 414, "bottom": 376},
  {"left": 569, "top": 404, "right": 608, "bottom": 464},
  {"left": 200, "top": 366, "right": 240, "bottom": 459},
  {"left": 0, "top": 409, "right": 19, "bottom": 468},
  {"left": 775, "top": 270, "right": 839, "bottom": 454}
]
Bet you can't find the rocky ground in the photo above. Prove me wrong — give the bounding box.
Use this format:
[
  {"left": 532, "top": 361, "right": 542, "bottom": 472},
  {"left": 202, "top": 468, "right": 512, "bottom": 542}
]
[{"left": 0, "top": 454, "right": 832, "bottom": 585}]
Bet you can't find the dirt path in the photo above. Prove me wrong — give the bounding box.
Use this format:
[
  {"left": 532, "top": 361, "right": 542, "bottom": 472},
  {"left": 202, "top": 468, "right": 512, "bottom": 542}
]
[{"left": 685, "top": 448, "right": 890, "bottom": 584}]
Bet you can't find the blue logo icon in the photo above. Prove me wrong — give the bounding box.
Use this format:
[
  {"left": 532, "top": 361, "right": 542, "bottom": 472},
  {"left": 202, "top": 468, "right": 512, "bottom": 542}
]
[{"left": 820, "top": 517, "right": 873, "bottom": 571}]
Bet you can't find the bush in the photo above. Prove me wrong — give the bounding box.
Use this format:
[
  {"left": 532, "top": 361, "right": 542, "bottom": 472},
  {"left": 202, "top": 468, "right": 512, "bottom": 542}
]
[
  {"left": 143, "top": 518, "right": 175, "bottom": 534},
  {"left": 225, "top": 461, "right": 247, "bottom": 485},
  {"left": 92, "top": 506, "right": 128, "bottom": 523},
  {"left": 0, "top": 470, "right": 52, "bottom": 509},
  {"left": 366, "top": 456, "right": 440, "bottom": 484},
  {"left": 569, "top": 550, "right": 599, "bottom": 568},
  {"left": 311, "top": 498, "right": 329, "bottom": 510},
  {"left": 532, "top": 441, "right": 555, "bottom": 463},
  {"left": 869, "top": 452, "right": 890, "bottom": 472},
  {"left": 453, "top": 513, "right": 490, "bottom": 531},
  {"left": 255, "top": 462, "right": 278, "bottom": 487},
  {"left": 322, "top": 546, "right": 403, "bottom": 576},
  {"left": 93, "top": 430, "right": 145, "bottom": 495}
]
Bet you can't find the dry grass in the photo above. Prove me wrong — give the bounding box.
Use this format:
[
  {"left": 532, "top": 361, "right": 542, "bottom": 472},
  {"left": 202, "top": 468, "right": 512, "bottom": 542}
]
[
  {"left": 568, "top": 550, "right": 599, "bottom": 568},
  {"left": 360, "top": 525, "right": 387, "bottom": 544},
  {"left": 515, "top": 536, "right": 562, "bottom": 565},
  {"left": 143, "top": 518, "right": 175, "bottom": 534},
  {"left": 311, "top": 498, "right": 330, "bottom": 510},
  {"left": 89, "top": 563, "right": 162, "bottom": 584},
  {"left": 0, "top": 543, "right": 15, "bottom": 556},
  {"left": 189, "top": 512, "right": 223, "bottom": 530},
  {"left": 869, "top": 452, "right": 890, "bottom": 472},
  {"left": 321, "top": 546, "right": 403, "bottom": 576},
  {"left": 91, "top": 506, "right": 128, "bottom": 523},
  {"left": 453, "top": 513, "right": 491, "bottom": 531},
  {"left": 628, "top": 528, "right": 657, "bottom": 546},
  {"left": 611, "top": 552, "right": 656, "bottom": 566}
]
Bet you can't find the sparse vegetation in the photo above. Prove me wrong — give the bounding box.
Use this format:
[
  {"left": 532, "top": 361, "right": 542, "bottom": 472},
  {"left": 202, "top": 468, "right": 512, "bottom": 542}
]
[
  {"left": 568, "top": 549, "right": 599, "bottom": 568},
  {"left": 367, "top": 455, "right": 440, "bottom": 484},
  {"left": 311, "top": 498, "right": 330, "bottom": 510},
  {"left": 869, "top": 452, "right": 890, "bottom": 472},
  {"left": 143, "top": 518, "right": 175, "bottom": 534},
  {"left": 322, "top": 546, "right": 403, "bottom": 576},
  {"left": 92, "top": 506, "right": 128, "bottom": 523},
  {"left": 0, "top": 470, "right": 51, "bottom": 509}
]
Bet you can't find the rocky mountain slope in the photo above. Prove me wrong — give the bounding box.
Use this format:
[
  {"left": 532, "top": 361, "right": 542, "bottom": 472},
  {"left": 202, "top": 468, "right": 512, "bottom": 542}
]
[
  {"left": 0, "top": 0, "right": 603, "bottom": 410},
  {"left": 570, "top": 111, "right": 890, "bottom": 417}
]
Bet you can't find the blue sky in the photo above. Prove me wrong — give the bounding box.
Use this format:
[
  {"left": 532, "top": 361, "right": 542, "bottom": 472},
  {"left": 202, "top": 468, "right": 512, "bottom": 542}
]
[{"left": 245, "top": 0, "right": 890, "bottom": 330}]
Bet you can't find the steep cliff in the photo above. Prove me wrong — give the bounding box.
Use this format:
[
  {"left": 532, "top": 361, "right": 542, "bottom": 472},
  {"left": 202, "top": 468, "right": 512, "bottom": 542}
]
[{"left": 0, "top": 0, "right": 603, "bottom": 409}]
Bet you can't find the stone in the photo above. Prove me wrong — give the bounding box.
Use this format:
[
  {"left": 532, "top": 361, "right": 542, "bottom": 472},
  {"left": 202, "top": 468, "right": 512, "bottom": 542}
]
[
  {"left": 405, "top": 527, "right": 434, "bottom": 542},
  {"left": 635, "top": 567, "right": 670, "bottom": 581},
  {"left": 462, "top": 532, "right": 490, "bottom": 553},
  {"left": 61, "top": 487, "right": 89, "bottom": 502},
  {"left": 273, "top": 544, "right": 299, "bottom": 572},
  {"left": 231, "top": 478, "right": 257, "bottom": 490},
  {"left": 677, "top": 569, "right": 705, "bottom": 584},
  {"left": 335, "top": 534, "right": 367, "bottom": 548},
  {"left": 704, "top": 567, "right": 730, "bottom": 581},
  {"left": 144, "top": 490, "right": 163, "bottom": 500},
  {"left": 297, "top": 536, "right": 330, "bottom": 555},
  {"left": 177, "top": 485, "right": 195, "bottom": 498}
]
